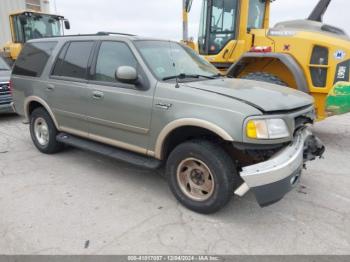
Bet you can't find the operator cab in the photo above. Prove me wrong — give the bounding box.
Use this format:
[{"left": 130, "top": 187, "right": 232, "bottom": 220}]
[
  {"left": 198, "top": 0, "right": 268, "bottom": 55},
  {"left": 10, "top": 11, "right": 70, "bottom": 43}
]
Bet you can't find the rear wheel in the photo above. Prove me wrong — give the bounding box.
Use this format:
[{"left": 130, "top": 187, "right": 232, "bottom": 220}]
[
  {"left": 166, "top": 140, "right": 237, "bottom": 214},
  {"left": 30, "top": 107, "right": 64, "bottom": 154},
  {"left": 241, "top": 72, "right": 288, "bottom": 87}
]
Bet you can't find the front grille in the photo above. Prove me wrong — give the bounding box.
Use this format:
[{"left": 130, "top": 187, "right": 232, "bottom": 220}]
[{"left": 0, "top": 82, "right": 12, "bottom": 105}]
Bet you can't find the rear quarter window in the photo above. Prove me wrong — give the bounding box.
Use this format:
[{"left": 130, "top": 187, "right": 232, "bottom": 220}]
[{"left": 12, "top": 41, "right": 58, "bottom": 77}]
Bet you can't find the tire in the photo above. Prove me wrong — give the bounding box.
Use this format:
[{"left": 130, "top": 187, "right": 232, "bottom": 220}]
[
  {"left": 30, "top": 107, "right": 64, "bottom": 154},
  {"left": 241, "top": 72, "right": 288, "bottom": 87},
  {"left": 166, "top": 140, "right": 237, "bottom": 214}
]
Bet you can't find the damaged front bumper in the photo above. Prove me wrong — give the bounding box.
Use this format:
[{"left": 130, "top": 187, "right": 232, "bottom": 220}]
[{"left": 235, "top": 128, "right": 325, "bottom": 207}]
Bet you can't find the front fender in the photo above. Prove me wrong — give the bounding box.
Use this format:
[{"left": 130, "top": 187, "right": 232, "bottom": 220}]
[{"left": 226, "top": 52, "right": 309, "bottom": 93}]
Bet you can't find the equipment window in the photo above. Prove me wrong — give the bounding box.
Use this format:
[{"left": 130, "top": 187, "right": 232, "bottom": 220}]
[
  {"left": 208, "top": 0, "right": 238, "bottom": 55},
  {"left": 247, "top": 0, "right": 267, "bottom": 30}
]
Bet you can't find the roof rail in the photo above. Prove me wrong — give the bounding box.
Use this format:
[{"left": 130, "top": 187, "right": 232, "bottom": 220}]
[{"left": 97, "top": 32, "right": 136, "bottom": 36}]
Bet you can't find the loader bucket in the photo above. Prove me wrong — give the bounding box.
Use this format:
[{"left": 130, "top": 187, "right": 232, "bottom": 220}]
[{"left": 326, "top": 82, "right": 350, "bottom": 116}]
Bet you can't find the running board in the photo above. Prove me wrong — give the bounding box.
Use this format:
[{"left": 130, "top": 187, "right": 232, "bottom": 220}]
[{"left": 56, "top": 133, "right": 162, "bottom": 169}]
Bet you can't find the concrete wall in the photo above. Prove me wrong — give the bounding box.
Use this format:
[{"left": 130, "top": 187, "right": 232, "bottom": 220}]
[{"left": 0, "top": 0, "right": 51, "bottom": 48}]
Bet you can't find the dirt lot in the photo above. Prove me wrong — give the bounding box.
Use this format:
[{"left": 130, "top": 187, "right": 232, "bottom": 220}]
[{"left": 0, "top": 113, "right": 349, "bottom": 255}]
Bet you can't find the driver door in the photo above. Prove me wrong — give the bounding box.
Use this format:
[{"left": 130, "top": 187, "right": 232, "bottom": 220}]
[{"left": 85, "top": 41, "right": 154, "bottom": 154}]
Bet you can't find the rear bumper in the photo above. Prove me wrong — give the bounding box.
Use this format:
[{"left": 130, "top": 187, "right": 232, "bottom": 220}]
[{"left": 237, "top": 128, "right": 325, "bottom": 207}]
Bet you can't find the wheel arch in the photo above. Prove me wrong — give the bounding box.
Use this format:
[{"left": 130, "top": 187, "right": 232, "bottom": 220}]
[
  {"left": 24, "top": 96, "right": 59, "bottom": 128},
  {"left": 154, "top": 118, "right": 234, "bottom": 160},
  {"left": 227, "top": 53, "right": 309, "bottom": 93}
]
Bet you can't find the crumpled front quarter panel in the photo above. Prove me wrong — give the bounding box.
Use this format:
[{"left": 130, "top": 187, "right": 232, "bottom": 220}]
[{"left": 149, "top": 82, "right": 262, "bottom": 157}]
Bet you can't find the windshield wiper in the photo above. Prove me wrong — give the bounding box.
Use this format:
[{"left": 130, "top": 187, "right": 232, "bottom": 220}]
[{"left": 162, "top": 73, "right": 217, "bottom": 81}]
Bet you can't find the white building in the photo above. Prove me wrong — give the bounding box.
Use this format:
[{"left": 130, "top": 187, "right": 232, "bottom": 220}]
[{"left": 0, "top": 0, "right": 52, "bottom": 47}]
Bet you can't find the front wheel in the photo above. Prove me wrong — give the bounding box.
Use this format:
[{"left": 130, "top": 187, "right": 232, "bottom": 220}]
[{"left": 166, "top": 140, "right": 237, "bottom": 214}]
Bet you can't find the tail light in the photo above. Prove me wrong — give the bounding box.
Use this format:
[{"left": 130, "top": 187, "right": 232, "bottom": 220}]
[{"left": 250, "top": 46, "right": 272, "bottom": 53}]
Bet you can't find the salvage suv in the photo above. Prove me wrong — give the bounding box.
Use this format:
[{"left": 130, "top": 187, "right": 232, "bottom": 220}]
[
  {"left": 11, "top": 33, "right": 325, "bottom": 214},
  {"left": 0, "top": 57, "right": 13, "bottom": 114}
]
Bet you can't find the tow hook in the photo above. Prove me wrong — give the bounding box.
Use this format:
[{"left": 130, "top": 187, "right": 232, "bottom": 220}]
[{"left": 303, "top": 135, "right": 325, "bottom": 162}]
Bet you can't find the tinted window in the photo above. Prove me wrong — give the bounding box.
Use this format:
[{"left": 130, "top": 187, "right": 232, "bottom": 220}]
[
  {"left": 51, "top": 42, "right": 69, "bottom": 76},
  {"left": 13, "top": 41, "right": 57, "bottom": 77},
  {"left": 94, "top": 41, "right": 137, "bottom": 83},
  {"left": 54, "top": 41, "right": 94, "bottom": 79}
]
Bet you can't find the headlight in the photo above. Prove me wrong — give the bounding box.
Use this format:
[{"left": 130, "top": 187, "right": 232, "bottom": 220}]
[{"left": 246, "top": 118, "right": 290, "bottom": 139}]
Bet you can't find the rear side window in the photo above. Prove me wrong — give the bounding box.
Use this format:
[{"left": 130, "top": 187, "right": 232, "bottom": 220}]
[
  {"left": 13, "top": 41, "right": 57, "bottom": 77},
  {"left": 94, "top": 41, "right": 137, "bottom": 83},
  {"left": 52, "top": 41, "right": 94, "bottom": 79}
]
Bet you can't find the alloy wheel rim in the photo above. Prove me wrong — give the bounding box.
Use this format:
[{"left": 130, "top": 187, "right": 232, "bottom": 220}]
[
  {"left": 34, "top": 117, "right": 49, "bottom": 146},
  {"left": 176, "top": 157, "right": 215, "bottom": 201}
]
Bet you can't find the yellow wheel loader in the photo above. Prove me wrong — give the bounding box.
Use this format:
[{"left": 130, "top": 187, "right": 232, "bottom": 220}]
[
  {"left": 1, "top": 11, "right": 70, "bottom": 65},
  {"left": 183, "top": 0, "right": 350, "bottom": 120}
]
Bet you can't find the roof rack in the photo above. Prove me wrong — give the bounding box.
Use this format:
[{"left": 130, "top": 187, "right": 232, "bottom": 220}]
[
  {"left": 32, "top": 32, "right": 137, "bottom": 40},
  {"left": 96, "top": 32, "right": 136, "bottom": 36}
]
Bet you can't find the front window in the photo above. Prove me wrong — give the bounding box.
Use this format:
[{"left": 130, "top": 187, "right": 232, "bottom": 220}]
[
  {"left": 247, "top": 0, "right": 267, "bottom": 30},
  {"left": 12, "top": 14, "right": 62, "bottom": 43},
  {"left": 198, "top": 0, "right": 238, "bottom": 55},
  {"left": 134, "top": 41, "right": 219, "bottom": 81},
  {"left": 94, "top": 41, "right": 138, "bottom": 83}
]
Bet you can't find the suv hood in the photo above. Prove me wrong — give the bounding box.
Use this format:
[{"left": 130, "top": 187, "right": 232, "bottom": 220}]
[
  {"left": 0, "top": 70, "right": 11, "bottom": 83},
  {"left": 184, "top": 78, "right": 313, "bottom": 112}
]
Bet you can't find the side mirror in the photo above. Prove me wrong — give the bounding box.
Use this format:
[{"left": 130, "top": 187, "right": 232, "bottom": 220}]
[
  {"left": 115, "top": 66, "right": 138, "bottom": 84},
  {"left": 64, "top": 20, "right": 71, "bottom": 30}
]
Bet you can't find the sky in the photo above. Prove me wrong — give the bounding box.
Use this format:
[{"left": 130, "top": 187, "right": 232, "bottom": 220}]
[{"left": 52, "top": 0, "right": 350, "bottom": 40}]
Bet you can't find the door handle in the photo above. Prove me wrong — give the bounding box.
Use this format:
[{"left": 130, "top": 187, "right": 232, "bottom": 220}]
[
  {"left": 46, "top": 84, "right": 55, "bottom": 91},
  {"left": 92, "top": 91, "right": 104, "bottom": 100}
]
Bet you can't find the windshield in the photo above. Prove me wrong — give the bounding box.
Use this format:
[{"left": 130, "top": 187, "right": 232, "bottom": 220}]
[
  {"left": 13, "top": 14, "right": 62, "bottom": 43},
  {"left": 134, "top": 41, "right": 219, "bottom": 81},
  {"left": 248, "top": 0, "right": 267, "bottom": 29},
  {"left": 0, "top": 58, "right": 10, "bottom": 70},
  {"left": 198, "top": 0, "right": 238, "bottom": 55}
]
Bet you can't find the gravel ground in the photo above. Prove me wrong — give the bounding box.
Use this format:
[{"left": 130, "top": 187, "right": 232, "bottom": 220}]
[{"left": 0, "top": 113, "right": 349, "bottom": 255}]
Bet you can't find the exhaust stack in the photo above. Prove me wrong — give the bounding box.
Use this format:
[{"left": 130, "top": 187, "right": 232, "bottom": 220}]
[
  {"left": 182, "top": 0, "right": 193, "bottom": 41},
  {"left": 308, "top": 0, "right": 332, "bottom": 22}
]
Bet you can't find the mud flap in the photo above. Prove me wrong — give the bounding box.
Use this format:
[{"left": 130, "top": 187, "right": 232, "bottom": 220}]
[{"left": 326, "top": 82, "right": 350, "bottom": 116}]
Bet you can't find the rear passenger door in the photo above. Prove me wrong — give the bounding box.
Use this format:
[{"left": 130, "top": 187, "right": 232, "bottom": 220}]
[
  {"left": 86, "top": 41, "right": 154, "bottom": 154},
  {"left": 48, "top": 41, "right": 95, "bottom": 136}
]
